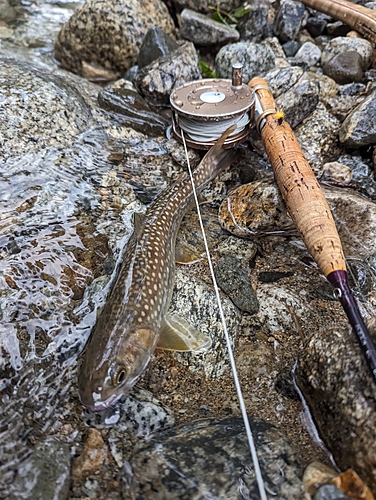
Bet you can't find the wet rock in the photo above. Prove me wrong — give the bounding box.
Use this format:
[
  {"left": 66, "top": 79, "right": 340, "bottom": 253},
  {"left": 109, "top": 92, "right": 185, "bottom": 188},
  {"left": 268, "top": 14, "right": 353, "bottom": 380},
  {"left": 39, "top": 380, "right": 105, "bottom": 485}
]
[
  {"left": 215, "top": 41, "right": 275, "bottom": 82},
  {"left": 293, "top": 41, "right": 321, "bottom": 67},
  {"left": 136, "top": 41, "right": 200, "bottom": 106},
  {"left": 306, "top": 15, "right": 327, "bottom": 38},
  {"left": 274, "top": 0, "right": 306, "bottom": 43},
  {"left": 331, "top": 154, "right": 376, "bottom": 201},
  {"left": 216, "top": 235, "right": 258, "bottom": 262},
  {"left": 98, "top": 79, "right": 169, "bottom": 136},
  {"left": 117, "top": 136, "right": 199, "bottom": 203},
  {"left": 303, "top": 461, "right": 337, "bottom": 496},
  {"left": 315, "top": 484, "right": 352, "bottom": 500},
  {"left": 124, "top": 65, "right": 139, "bottom": 84},
  {"left": 168, "top": 269, "right": 240, "bottom": 378},
  {"left": 218, "top": 179, "right": 291, "bottom": 238},
  {"left": 214, "top": 254, "right": 259, "bottom": 314},
  {"left": 124, "top": 416, "right": 305, "bottom": 499},
  {"left": 181, "top": 8, "right": 240, "bottom": 46},
  {"left": 171, "top": 0, "right": 242, "bottom": 14},
  {"left": 295, "top": 102, "right": 342, "bottom": 175},
  {"left": 72, "top": 428, "right": 111, "bottom": 479},
  {"left": 321, "top": 37, "right": 373, "bottom": 71},
  {"left": 176, "top": 205, "right": 227, "bottom": 263},
  {"left": 323, "top": 51, "right": 364, "bottom": 84},
  {"left": 81, "top": 386, "right": 174, "bottom": 437},
  {"left": 297, "top": 322, "right": 376, "bottom": 491},
  {"left": 54, "top": 0, "right": 175, "bottom": 76},
  {"left": 282, "top": 39, "right": 300, "bottom": 57},
  {"left": 137, "top": 26, "right": 179, "bottom": 69},
  {"left": 220, "top": 179, "right": 376, "bottom": 260},
  {"left": 238, "top": 4, "right": 274, "bottom": 43},
  {"left": 339, "top": 89, "right": 376, "bottom": 147},
  {"left": 0, "top": 58, "right": 92, "bottom": 159},
  {"left": 9, "top": 439, "right": 70, "bottom": 500},
  {"left": 275, "top": 71, "right": 320, "bottom": 127},
  {"left": 264, "top": 65, "right": 304, "bottom": 97}
]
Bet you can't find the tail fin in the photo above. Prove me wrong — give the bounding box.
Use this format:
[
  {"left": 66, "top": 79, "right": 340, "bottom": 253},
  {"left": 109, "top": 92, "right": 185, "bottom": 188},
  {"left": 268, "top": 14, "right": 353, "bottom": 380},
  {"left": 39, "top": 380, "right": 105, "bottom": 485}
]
[{"left": 196, "top": 125, "right": 238, "bottom": 188}]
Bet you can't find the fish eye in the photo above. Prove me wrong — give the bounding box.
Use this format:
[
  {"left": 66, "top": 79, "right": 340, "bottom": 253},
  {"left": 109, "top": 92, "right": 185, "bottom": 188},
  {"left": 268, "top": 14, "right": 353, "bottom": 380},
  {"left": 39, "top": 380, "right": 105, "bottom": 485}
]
[{"left": 111, "top": 365, "right": 128, "bottom": 386}]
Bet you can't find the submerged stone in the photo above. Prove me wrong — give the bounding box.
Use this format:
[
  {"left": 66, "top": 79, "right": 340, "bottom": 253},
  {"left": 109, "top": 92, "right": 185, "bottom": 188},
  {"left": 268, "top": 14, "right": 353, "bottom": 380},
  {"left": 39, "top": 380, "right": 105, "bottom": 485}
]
[{"left": 124, "top": 416, "right": 304, "bottom": 499}]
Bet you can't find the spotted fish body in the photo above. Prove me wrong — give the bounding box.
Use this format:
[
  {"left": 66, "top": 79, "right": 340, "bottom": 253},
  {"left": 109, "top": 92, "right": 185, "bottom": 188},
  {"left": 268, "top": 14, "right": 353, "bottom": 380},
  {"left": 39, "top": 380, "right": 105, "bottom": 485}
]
[{"left": 78, "top": 129, "right": 237, "bottom": 411}]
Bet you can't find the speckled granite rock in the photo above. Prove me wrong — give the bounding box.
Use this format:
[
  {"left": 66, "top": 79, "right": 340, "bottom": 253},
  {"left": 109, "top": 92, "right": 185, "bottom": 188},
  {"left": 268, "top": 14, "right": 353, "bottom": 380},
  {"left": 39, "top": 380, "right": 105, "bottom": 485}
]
[
  {"left": 171, "top": 0, "right": 242, "bottom": 14},
  {"left": 181, "top": 8, "right": 239, "bottom": 46},
  {"left": 297, "top": 322, "right": 376, "bottom": 492},
  {"left": 339, "top": 88, "right": 376, "bottom": 147},
  {"left": 273, "top": 0, "right": 306, "bottom": 42},
  {"left": 98, "top": 79, "right": 169, "bottom": 136},
  {"left": 321, "top": 36, "right": 373, "bottom": 70},
  {"left": 214, "top": 254, "right": 259, "bottom": 313},
  {"left": 169, "top": 269, "right": 241, "bottom": 379},
  {"left": 215, "top": 41, "right": 275, "bottom": 81},
  {"left": 275, "top": 71, "right": 320, "bottom": 127},
  {"left": 323, "top": 51, "right": 364, "bottom": 84},
  {"left": 124, "top": 416, "right": 305, "bottom": 499},
  {"left": 54, "top": 0, "right": 175, "bottom": 76},
  {"left": 295, "top": 102, "right": 342, "bottom": 175},
  {"left": 293, "top": 41, "right": 321, "bottom": 67},
  {"left": 0, "top": 57, "right": 92, "bottom": 159},
  {"left": 9, "top": 439, "right": 70, "bottom": 500},
  {"left": 136, "top": 41, "right": 200, "bottom": 106},
  {"left": 81, "top": 386, "right": 175, "bottom": 437},
  {"left": 219, "top": 179, "right": 376, "bottom": 260},
  {"left": 237, "top": 4, "right": 275, "bottom": 43},
  {"left": 263, "top": 65, "right": 304, "bottom": 97}
]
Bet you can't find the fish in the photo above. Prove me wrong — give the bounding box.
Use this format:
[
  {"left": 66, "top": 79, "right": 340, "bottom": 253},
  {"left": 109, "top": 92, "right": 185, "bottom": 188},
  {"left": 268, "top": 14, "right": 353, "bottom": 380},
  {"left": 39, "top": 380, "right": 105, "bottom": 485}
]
[{"left": 78, "top": 127, "right": 237, "bottom": 411}]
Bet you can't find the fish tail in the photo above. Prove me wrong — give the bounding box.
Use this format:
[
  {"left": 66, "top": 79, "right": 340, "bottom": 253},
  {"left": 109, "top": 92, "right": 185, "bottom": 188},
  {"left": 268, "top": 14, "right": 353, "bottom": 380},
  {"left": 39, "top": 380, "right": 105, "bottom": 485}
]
[{"left": 196, "top": 125, "right": 238, "bottom": 187}]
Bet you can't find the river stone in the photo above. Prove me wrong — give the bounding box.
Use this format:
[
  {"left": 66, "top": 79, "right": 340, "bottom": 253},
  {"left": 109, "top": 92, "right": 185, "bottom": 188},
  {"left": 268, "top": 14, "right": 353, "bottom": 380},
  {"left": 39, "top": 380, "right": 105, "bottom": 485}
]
[
  {"left": 282, "top": 40, "right": 300, "bottom": 57},
  {"left": 0, "top": 58, "right": 92, "bottom": 159},
  {"left": 219, "top": 179, "right": 376, "bottom": 261},
  {"left": 215, "top": 41, "right": 275, "bottom": 82},
  {"left": 9, "top": 439, "right": 70, "bottom": 500},
  {"left": 321, "top": 36, "right": 373, "bottom": 70},
  {"left": 214, "top": 254, "right": 259, "bottom": 314},
  {"left": 306, "top": 14, "right": 327, "bottom": 38},
  {"left": 263, "top": 65, "right": 304, "bottom": 97},
  {"left": 181, "top": 9, "right": 240, "bottom": 46},
  {"left": 315, "top": 484, "right": 352, "bottom": 500},
  {"left": 54, "top": 0, "right": 175, "bottom": 76},
  {"left": 297, "top": 322, "right": 376, "bottom": 492},
  {"left": 124, "top": 416, "right": 304, "bottom": 499},
  {"left": 136, "top": 41, "right": 200, "bottom": 106},
  {"left": 137, "top": 26, "right": 179, "bottom": 70},
  {"left": 324, "top": 82, "right": 366, "bottom": 121},
  {"left": 339, "top": 88, "right": 376, "bottom": 147},
  {"left": 322, "top": 51, "right": 364, "bottom": 84},
  {"left": 168, "top": 269, "right": 241, "bottom": 379},
  {"left": 171, "top": 0, "right": 242, "bottom": 14},
  {"left": 293, "top": 41, "right": 321, "bottom": 67},
  {"left": 295, "top": 102, "right": 342, "bottom": 175},
  {"left": 275, "top": 71, "right": 320, "bottom": 127},
  {"left": 237, "top": 4, "right": 274, "bottom": 43},
  {"left": 98, "top": 79, "right": 169, "bottom": 136},
  {"left": 273, "top": 0, "right": 306, "bottom": 42}
]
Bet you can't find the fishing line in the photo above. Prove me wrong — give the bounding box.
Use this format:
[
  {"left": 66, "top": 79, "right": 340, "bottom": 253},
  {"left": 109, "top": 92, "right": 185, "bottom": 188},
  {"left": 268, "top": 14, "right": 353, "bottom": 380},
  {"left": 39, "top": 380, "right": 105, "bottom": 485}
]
[
  {"left": 181, "top": 130, "right": 269, "bottom": 500},
  {"left": 178, "top": 113, "right": 250, "bottom": 143}
]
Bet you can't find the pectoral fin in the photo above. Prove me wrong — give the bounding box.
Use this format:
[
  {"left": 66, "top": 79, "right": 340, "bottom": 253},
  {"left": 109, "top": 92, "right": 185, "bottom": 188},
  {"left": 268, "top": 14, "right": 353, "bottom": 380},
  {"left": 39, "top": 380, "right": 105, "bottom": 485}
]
[
  {"left": 175, "top": 242, "right": 203, "bottom": 265},
  {"left": 157, "top": 313, "right": 212, "bottom": 352}
]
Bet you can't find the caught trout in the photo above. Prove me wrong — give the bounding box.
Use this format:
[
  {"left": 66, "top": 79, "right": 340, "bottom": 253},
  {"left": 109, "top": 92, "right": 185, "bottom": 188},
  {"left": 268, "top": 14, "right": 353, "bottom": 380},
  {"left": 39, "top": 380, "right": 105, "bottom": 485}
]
[{"left": 78, "top": 128, "right": 237, "bottom": 411}]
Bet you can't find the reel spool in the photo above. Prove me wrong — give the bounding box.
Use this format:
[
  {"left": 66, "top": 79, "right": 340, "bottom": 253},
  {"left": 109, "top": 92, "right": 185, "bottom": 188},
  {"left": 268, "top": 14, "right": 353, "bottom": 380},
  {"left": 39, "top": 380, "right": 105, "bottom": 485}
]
[{"left": 170, "top": 64, "right": 255, "bottom": 150}]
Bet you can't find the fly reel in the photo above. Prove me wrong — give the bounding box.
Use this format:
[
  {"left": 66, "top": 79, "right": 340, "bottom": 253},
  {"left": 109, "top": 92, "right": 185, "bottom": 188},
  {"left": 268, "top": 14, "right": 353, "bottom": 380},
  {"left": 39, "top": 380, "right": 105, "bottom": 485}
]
[{"left": 170, "top": 64, "right": 255, "bottom": 150}]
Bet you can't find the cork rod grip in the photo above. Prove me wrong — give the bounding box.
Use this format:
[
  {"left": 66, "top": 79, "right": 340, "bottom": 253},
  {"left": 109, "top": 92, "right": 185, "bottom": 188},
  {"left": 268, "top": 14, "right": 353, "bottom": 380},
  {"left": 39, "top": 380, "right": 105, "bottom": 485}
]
[{"left": 249, "top": 77, "right": 346, "bottom": 277}]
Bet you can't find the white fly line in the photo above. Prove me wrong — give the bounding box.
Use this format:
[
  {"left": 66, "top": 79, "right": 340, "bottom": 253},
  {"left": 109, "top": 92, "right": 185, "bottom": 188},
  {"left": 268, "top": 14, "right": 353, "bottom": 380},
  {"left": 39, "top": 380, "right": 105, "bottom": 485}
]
[{"left": 181, "top": 129, "right": 269, "bottom": 500}]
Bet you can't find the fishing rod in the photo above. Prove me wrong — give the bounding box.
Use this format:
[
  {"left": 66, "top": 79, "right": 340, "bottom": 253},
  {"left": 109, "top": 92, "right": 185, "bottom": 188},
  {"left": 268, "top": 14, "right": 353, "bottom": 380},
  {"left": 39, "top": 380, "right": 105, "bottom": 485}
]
[
  {"left": 248, "top": 77, "right": 376, "bottom": 384},
  {"left": 299, "top": 0, "right": 376, "bottom": 44}
]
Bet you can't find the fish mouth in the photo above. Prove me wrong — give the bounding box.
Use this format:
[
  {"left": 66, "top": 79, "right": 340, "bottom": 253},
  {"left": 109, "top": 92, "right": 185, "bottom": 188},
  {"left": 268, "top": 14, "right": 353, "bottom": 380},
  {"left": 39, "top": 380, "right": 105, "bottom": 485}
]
[{"left": 85, "top": 392, "right": 122, "bottom": 412}]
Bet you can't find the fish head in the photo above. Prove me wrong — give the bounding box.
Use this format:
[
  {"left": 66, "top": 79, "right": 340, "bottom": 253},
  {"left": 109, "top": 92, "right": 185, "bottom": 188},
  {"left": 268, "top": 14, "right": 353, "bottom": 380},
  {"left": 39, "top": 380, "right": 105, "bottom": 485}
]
[{"left": 78, "top": 325, "right": 158, "bottom": 412}]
